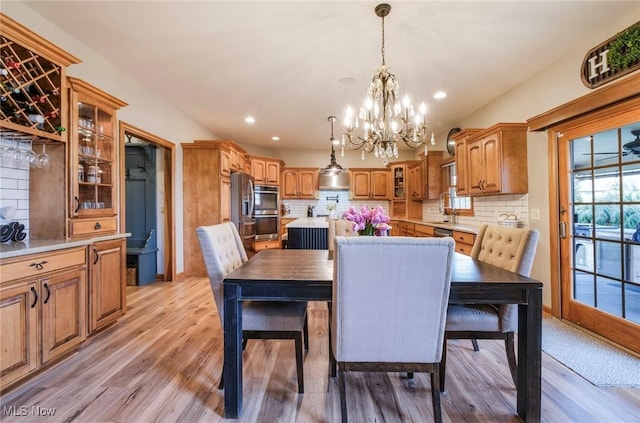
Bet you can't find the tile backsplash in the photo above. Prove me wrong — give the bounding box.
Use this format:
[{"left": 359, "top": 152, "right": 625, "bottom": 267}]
[{"left": 0, "top": 140, "right": 30, "bottom": 234}]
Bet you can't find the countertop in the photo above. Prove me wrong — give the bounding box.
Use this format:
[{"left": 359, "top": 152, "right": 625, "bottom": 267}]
[
  {"left": 0, "top": 233, "right": 131, "bottom": 260},
  {"left": 393, "top": 218, "right": 482, "bottom": 235},
  {"left": 286, "top": 217, "right": 330, "bottom": 229}
]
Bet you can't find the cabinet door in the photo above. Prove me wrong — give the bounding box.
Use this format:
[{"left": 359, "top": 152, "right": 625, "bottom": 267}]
[
  {"left": 297, "top": 170, "right": 317, "bottom": 198},
  {"left": 220, "top": 176, "right": 231, "bottom": 222},
  {"left": 455, "top": 140, "right": 469, "bottom": 195},
  {"left": 265, "top": 161, "right": 280, "bottom": 185},
  {"left": 0, "top": 281, "right": 38, "bottom": 388},
  {"left": 281, "top": 170, "right": 299, "bottom": 198},
  {"left": 422, "top": 151, "right": 443, "bottom": 199},
  {"left": 220, "top": 150, "right": 231, "bottom": 176},
  {"left": 89, "top": 239, "right": 125, "bottom": 334},
  {"left": 350, "top": 171, "right": 371, "bottom": 199},
  {"left": 229, "top": 148, "right": 240, "bottom": 171},
  {"left": 408, "top": 164, "right": 422, "bottom": 199},
  {"left": 481, "top": 135, "right": 501, "bottom": 193},
  {"left": 40, "top": 267, "right": 86, "bottom": 364},
  {"left": 391, "top": 165, "right": 405, "bottom": 198},
  {"left": 251, "top": 159, "right": 266, "bottom": 183},
  {"left": 467, "top": 138, "right": 484, "bottom": 195},
  {"left": 370, "top": 170, "right": 390, "bottom": 200}
]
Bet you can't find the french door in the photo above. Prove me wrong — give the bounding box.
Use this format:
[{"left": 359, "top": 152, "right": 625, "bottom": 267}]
[{"left": 557, "top": 104, "right": 640, "bottom": 353}]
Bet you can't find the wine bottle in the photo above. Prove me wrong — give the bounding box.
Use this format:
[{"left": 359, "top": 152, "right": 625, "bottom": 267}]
[
  {"left": 5, "top": 59, "right": 21, "bottom": 70},
  {"left": 0, "top": 68, "right": 8, "bottom": 76},
  {"left": 1, "top": 82, "right": 21, "bottom": 94},
  {"left": 28, "top": 113, "right": 45, "bottom": 130},
  {"left": 26, "top": 84, "right": 46, "bottom": 103}
]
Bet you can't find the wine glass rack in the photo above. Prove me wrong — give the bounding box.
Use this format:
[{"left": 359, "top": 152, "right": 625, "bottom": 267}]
[{"left": 0, "top": 33, "right": 64, "bottom": 138}]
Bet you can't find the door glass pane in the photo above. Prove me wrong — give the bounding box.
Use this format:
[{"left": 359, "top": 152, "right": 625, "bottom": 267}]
[
  {"left": 622, "top": 124, "right": 640, "bottom": 164},
  {"left": 594, "top": 240, "right": 621, "bottom": 279},
  {"left": 593, "top": 204, "right": 622, "bottom": 240},
  {"left": 596, "top": 275, "right": 622, "bottom": 317},
  {"left": 574, "top": 270, "right": 595, "bottom": 306},
  {"left": 625, "top": 283, "right": 640, "bottom": 324},
  {"left": 593, "top": 128, "right": 619, "bottom": 166},
  {"left": 571, "top": 135, "right": 592, "bottom": 170}
]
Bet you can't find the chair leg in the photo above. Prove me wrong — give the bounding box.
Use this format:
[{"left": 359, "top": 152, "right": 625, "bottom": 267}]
[
  {"left": 328, "top": 301, "right": 337, "bottom": 377},
  {"left": 303, "top": 313, "right": 309, "bottom": 352},
  {"left": 430, "top": 367, "right": 443, "bottom": 423},
  {"left": 439, "top": 338, "right": 447, "bottom": 393},
  {"left": 338, "top": 363, "right": 348, "bottom": 423},
  {"left": 471, "top": 339, "right": 480, "bottom": 351},
  {"left": 505, "top": 332, "right": 518, "bottom": 386},
  {"left": 294, "top": 332, "right": 305, "bottom": 393},
  {"left": 218, "top": 365, "right": 224, "bottom": 390}
]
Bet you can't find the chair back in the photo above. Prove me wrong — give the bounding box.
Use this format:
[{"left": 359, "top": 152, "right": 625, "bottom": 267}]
[
  {"left": 471, "top": 224, "right": 539, "bottom": 331},
  {"left": 332, "top": 236, "right": 455, "bottom": 363},
  {"left": 471, "top": 224, "right": 539, "bottom": 277},
  {"left": 328, "top": 219, "right": 359, "bottom": 257},
  {"left": 196, "top": 222, "right": 248, "bottom": 325}
]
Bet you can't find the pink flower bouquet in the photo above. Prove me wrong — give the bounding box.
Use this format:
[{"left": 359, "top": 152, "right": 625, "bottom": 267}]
[{"left": 342, "top": 205, "right": 391, "bottom": 236}]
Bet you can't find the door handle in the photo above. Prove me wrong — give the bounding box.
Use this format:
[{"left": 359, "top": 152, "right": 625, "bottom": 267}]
[
  {"left": 559, "top": 221, "right": 567, "bottom": 239},
  {"left": 93, "top": 248, "right": 99, "bottom": 265},
  {"left": 43, "top": 283, "right": 51, "bottom": 304},
  {"left": 30, "top": 287, "right": 38, "bottom": 308}
]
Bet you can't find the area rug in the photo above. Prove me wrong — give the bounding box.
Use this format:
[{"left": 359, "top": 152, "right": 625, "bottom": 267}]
[{"left": 541, "top": 315, "right": 640, "bottom": 386}]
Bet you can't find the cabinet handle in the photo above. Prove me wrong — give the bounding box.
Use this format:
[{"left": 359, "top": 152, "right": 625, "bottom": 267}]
[
  {"left": 29, "top": 260, "right": 48, "bottom": 270},
  {"left": 30, "top": 287, "right": 38, "bottom": 308},
  {"left": 93, "top": 248, "right": 99, "bottom": 265},
  {"left": 43, "top": 283, "right": 51, "bottom": 304},
  {"left": 95, "top": 222, "right": 102, "bottom": 230},
  {"left": 74, "top": 196, "right": 81, "bottom": 213}
]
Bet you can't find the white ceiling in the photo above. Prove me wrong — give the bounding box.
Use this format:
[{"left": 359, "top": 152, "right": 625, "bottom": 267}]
[{"left": 21, "top": 1, "right": 640, "bottom": 151}]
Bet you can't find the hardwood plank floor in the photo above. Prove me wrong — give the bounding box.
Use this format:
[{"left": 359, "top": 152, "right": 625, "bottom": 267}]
[{"left": 1, "top": 277, "right": 639, "bottom": 422}]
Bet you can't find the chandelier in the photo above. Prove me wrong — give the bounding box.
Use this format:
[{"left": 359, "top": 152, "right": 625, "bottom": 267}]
[{"left": 342, "top": 3, "right": 434, "bottom": 164}]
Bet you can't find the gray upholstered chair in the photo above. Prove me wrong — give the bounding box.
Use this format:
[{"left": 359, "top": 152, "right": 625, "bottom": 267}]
[
  {"left": 443, "top": 224, "right": 539, "bottom": 390},
  {"left": 328, "top": 218, "right": 359, "bottom": 259},
  {"left": 332, "top": 236, "right": 455, "bottom": 423},
  {"left": 196, "top": 222, "right": 308, "bottom": 392}
]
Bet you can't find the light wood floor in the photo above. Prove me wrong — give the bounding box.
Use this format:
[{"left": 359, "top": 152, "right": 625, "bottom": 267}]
[{"left": 1, "top": 277, "right": 639, "bottom": 422}]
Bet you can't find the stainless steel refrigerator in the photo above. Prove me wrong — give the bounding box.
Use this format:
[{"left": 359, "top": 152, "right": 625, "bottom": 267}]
[{"left": 230, "top": 172, "right": 255, "bottom": 252}]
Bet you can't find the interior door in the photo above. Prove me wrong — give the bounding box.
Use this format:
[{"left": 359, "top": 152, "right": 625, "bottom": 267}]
[{"left": 558, "top": 114, "right": 640, "bottom": 353}]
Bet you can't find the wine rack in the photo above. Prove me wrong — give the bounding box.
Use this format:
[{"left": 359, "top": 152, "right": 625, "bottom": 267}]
[{"left": 0, "top": 13, "right": 80, "bottom": 142}]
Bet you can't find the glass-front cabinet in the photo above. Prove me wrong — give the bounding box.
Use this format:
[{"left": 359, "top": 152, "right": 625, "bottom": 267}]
[{"left": 68, "top": 77, "right": 127, "bottom": 238}]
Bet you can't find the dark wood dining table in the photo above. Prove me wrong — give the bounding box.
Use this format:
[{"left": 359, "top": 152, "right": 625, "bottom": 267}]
[{"left": 223, "top": 249, "right": 542, "bottom": 421}]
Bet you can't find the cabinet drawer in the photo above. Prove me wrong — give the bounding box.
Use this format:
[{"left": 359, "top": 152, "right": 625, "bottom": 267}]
[
  {"left": 453, "top": 231, "right": 475, "bottom": 246},
  {"left": 1, "top": 247, "right": 86, "bottom": 283},
  {"left": 414, "top": 225, "right": 435, "bottom": 237},
  {"left": 455, "top": 242, "right": 473, "bottom": 256},
  {"left": 70, "top": 218, "right": 117, "bottom": 236},
  {"left": 254, "top": 239, "right": 280, "bottom": 251}
]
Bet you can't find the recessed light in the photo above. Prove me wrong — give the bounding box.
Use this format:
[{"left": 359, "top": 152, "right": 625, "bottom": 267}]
[
  {"left": 433, "top": 91, "right": 447, "bottom": 99},
  {"left": 244, "top": 116, "right": 255, "bottom": 124},
  {"left": 272, "top": 136, "right": 280, "bottom": 141}
]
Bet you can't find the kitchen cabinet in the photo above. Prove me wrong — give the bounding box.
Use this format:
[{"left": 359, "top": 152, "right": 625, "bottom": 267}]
[
  {"left": 250, "top": 156, "right": 282, "bottom": 185},
  {"left": 349, "top": 168, "right": 390, "bottom": 200},
  {"left": 463, "top": 123, "right": 529, "bottom": 196},
  {"left": 388, "top": 161, "right": 422, "bottom": 219},
  {"left": 68, "top": 77, "right": 127, "bottom": 238},
  {"left": 88, "top": 239, "right": 125, "bottom": 334},
  {"left": 452, "top": 129, "right": 482, "bottom": 196},
  {"left": 183, "top": 140, "right": 247, "bottom": 276},
  {"left": 281, "top": 168, "right": 318, "bottom": 199},
  {"left": 453, "top": 230, "right": 475, "bottom": 255},
  {"left": 416, "top": 150, "right": 444, "bottom": 200},
  {"left": 408, "top": 161, "right": 422, "bottom": 199},
  {"left": 0, "top": 247, "right": 86, "bottom": 390}
]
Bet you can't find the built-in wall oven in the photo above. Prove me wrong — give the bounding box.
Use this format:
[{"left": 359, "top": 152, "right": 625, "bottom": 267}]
[{"left": 253, "top": 185, "right": 279, "bottom": 241}]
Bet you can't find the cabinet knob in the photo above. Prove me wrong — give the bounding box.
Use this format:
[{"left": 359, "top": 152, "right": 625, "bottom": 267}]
[{"left": 95, "top": 222, "right": 102, "bottom": 230}]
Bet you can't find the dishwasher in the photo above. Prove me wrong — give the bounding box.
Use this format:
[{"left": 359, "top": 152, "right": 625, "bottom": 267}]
[{"left": 433, "top": 227, "right": 453, "bottom": 238}]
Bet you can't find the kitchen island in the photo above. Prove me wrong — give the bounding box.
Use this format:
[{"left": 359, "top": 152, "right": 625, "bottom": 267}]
[{"left": 286, "top": 217, "right": 329, "bottom": 249}]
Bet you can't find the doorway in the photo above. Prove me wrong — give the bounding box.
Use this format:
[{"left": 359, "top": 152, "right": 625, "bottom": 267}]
[
  {"left": 555, "top": 101, "right": 640, "bottom": 353},
  {"left": 119, "top": 122, "right": 176, "bottom": 282}
]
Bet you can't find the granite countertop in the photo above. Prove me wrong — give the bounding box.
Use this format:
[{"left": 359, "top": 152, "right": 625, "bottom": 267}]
[
  {"left": 0, "top": 233, "right": 131, "bottom": 260},
  {"left": 286, "top": 217, "right": 331, "bottom": 229},
  {"left": 391, "top": 218, "right": 481, "bottom": 235}
]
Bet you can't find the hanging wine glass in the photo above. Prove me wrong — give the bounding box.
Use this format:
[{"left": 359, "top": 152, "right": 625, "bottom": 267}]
[
  {"left": 37, "top": 143, "right": 51, "bottom": 168},
  {"left": 27, "top": 138, "right": 38, "bottom": 168}
]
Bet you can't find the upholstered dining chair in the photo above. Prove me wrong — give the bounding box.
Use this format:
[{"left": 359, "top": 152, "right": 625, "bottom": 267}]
[
  {"left": 196, "top": 222, "right": 308, "bottom": 393},
  {"left": 328, "top": 218, "right": 359, "bottom": 259},
  {"left": 332, "top": 236, "right": 455, "bottom": 423},
  {"left": 442, "top": 224, "right": 539, "bottom": 390}
]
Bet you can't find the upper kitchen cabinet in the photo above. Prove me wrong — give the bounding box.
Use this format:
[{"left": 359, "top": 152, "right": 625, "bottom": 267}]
[
  {"left": 0, "top": 14, "right": 80, "bottom": 142},
  {"left": 67, "top": 78, "right": 127, "bottom": 239},
  {"left": 465, "top": 123, "right": 529, "bottom": 196},
  {"left": 250, "top": 156, "right": 282, "bottom": 185},
  {"left": 388, "top": 161, "right": 421, "bottom": 219},
  {"left": 281, "top": 168, "right": 318, "bottom": 199},
  {"left": 416, "top": 150, "right": 444, "bottom": 200},
  {"left": 349, "top": 168, "right": 390, "bottom": 200},
  {"left": 452, "top": 129, "right": 483, "bottom": 196}
]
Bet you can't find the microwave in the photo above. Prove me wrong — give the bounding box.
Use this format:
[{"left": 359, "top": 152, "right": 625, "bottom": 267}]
[{"left": 254, "top": 185, "right": 279, "bottom": 215}]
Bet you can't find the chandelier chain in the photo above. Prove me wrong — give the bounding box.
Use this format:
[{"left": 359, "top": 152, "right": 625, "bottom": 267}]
[{"left": 381, "top": 14, "right": 385, "bottom": 66}]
